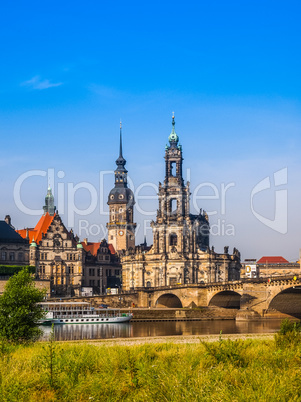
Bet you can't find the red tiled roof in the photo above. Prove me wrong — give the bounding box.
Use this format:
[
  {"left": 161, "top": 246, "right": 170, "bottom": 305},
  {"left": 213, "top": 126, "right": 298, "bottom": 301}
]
[
  {"left": 81, "top": 242, "right": 101, "bottom": 256},
  {"left": 81, "top": 241, "right": 116, "bottom": 256},
  {"left": 17, "top": 213, "right": 55, "bottom": 244},
  {"left": 257, "top": 256, "right": 289, "bottom": 264}
]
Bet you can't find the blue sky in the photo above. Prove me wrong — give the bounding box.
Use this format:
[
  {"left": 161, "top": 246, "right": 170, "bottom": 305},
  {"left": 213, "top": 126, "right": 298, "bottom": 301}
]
[{"left": 1, "top": 1, "right": 301, "bottom": 260}]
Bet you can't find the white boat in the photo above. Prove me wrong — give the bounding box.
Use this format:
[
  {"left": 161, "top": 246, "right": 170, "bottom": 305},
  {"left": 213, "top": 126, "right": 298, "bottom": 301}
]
[{"left": 39, "top": 301, "right": 133, "bottom": 325}]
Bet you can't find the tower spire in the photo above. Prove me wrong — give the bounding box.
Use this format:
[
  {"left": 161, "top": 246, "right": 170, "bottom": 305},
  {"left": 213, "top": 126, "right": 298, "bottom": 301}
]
[
  {"left": 119, "top": 120, "right": 123, "bottom": 158},
  {"left": 168, "top": 112, "right": 179, "bottom": 145},
  {"left": 43, "top": 187, "right": 56, "bottom": 216},
  {"left": 115, "top": 120, "right": 127, "bottom": 171}
]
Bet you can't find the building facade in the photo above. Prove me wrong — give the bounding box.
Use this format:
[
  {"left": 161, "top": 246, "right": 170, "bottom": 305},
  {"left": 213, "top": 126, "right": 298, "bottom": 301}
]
[
  {"left": 17, "top": 185, "right": 123, "bottom": 296},
  {"left": 256, "top": 256, "right": 300, "bottom": 278},
  {"left": 121, "top": 116, "right": 241, "bottom": 290},
  {"left": 0, "top": 216, "right": 29, "bottom": 267},
  {"left": 17, "top": 189, "right": 83, "bottom": 296},
  {"left": 81, "top": 238, "right": 121, "bottom": 293}
]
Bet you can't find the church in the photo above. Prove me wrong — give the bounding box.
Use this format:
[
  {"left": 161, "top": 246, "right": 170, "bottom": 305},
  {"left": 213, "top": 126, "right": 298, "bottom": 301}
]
[
  {"left": 13, "top": 115, "right": 241, "bottom": 295},
  {"left": 118, "top": 116, "right": 241, "bottom": 289}
]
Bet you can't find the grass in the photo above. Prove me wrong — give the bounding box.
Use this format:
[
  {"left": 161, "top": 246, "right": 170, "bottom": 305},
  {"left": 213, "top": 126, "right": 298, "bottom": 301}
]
[{"left": 1, "top": 326, "right": 301, "bottom": 401}]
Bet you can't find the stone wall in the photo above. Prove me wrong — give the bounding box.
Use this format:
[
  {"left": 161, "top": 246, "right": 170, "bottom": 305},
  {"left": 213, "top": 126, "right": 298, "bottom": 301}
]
[{"left": 0, "top": 279, "right": 51, "bottom": 296}]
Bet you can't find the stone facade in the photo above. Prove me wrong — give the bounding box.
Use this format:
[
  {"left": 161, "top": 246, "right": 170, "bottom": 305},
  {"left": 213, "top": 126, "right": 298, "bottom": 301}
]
[
  {"left": 0, "top": 216, "right": 29, "bottom": 266},
  {"left": 81, "top": 238, "right": 121, "bottom": 293},
  {"left": 30, "top": 214, "right": 84, "bottom": 296},
  {"left": 121, "top": 116, "right": 241, "bottom": 290}
]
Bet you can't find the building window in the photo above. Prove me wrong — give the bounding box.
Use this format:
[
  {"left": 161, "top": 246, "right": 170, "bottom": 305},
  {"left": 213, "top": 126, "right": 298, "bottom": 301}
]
[
  {"left": 18, "top": 252, "right": 24, "bottom": 262},
  {"left": 170, "top": 233, "right": 177, "bottom": 246},
  {"left": 146, "top": 281, "right": 151, "bottom": 287},
  {"left": 171, "top": 199, "right": 177, "bottom": 213},
  {"left": 106, "top": 269, "right": 111, "bottom": 277},
  {"left": 105, "top": 256, "right": 110, "bottom": 261},
  {"left": 9, "top": 252, "right": 15, "bottom": 261},
  {"left": 115, "top": 270, "right": 119, "bottom": 276},
  {"left": 170, "top": 161, "right": 176, "bottom": 176},
  {"left": 1, "top": 251, "right": 7, "bottom": 261},
  {"left": 97, "top": 268, "right": 100, "bottom": 276}
]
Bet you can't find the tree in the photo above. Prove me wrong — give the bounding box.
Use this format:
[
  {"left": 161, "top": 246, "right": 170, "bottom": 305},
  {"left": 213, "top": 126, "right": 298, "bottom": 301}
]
[{"left": 0, "top": 268, "right": 46, "bottom": 342}]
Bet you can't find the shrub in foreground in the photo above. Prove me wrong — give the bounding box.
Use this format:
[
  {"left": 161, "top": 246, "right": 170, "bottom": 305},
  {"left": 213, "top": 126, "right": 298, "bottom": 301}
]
[
  {"left": 275, "top": 318, "right": 301, "bottom": 348},
  {"left": 0, "top": 268, "right": 46, "bottom": 343}
]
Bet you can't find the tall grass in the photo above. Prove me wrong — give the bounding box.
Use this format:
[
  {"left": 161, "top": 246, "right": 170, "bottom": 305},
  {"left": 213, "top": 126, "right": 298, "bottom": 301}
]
[{"left": 1, "top": 329, "right": 301, "bottom": 401}]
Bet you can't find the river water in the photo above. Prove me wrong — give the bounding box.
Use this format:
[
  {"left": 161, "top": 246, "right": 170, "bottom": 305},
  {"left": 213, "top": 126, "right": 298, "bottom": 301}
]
[{"left": 41, "top": 319, "right": 284, "bottom": 341}]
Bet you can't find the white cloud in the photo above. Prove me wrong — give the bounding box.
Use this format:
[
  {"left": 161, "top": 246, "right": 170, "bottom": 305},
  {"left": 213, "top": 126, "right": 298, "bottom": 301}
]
[{"left": 21, "top": 76, "right": 63, "bottom": 90}]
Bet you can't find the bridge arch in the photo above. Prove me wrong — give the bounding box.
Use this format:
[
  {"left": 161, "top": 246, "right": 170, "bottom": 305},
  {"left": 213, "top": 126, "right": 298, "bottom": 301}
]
[
  {"left": 268, "top": 286, "right": 301, "bottom": 318},
  {"left": 209, "top": 290, "right": 241, "bottom": 309},
  {"left": 155, "top": 293, "right": 183, "bottom": 308}
]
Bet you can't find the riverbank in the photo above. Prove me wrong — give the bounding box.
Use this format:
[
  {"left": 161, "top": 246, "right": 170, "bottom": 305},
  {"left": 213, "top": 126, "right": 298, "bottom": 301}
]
[{"left": 65, "top": 332, "right": 275, "bottom": 346}]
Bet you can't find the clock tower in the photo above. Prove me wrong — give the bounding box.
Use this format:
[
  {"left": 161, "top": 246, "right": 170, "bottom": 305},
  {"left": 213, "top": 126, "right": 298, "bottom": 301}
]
[{"left": 107, "top": 123, "right": 136, "bottom": 253}]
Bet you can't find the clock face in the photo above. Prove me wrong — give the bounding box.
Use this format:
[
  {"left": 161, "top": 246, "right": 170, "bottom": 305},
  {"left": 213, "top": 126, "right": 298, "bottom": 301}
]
[{"left": 119, "top": 230, "right": 124, "bottom": 236}]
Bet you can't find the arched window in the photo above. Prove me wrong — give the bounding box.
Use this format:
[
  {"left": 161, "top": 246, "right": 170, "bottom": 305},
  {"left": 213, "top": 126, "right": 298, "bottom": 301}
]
[
  {"left": 170, "top": 233, "right": 177, "bottom": 246},
  {"left": 146, "top": 281, "right": 151, "bottom": 287},
  {"left": 171, "top": 199, "right": 177, "bottom": 214}
]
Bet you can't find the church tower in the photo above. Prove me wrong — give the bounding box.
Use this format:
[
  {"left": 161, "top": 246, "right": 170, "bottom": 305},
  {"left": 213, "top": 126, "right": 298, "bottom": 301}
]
[
  {"left": 152, "top": 115, "right": 209, "bottom": 256},
  {"left": 121, "top": 115, "right": 241, "bottom": 291},
  {"left": 107, "top": 123, "right": 136, "bottom": 253}
]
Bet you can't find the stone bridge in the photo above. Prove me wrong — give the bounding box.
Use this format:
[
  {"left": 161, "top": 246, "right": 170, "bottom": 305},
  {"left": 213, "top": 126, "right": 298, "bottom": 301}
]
[
  {"left": 64, "top": 275, "right": 301, "bottom": 319},
  {"left": 132, "top": 275, "right": 301, "bottom": 318}
]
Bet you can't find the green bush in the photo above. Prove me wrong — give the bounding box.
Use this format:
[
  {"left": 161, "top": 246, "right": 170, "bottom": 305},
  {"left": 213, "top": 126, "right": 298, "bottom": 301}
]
[
  {"left": 0, "top": 265, "right": 35, "bottom": 276},
  {"left": 275, "top": 319, "right": 301, "bottom": 348},
  {"left": 201, "top": 336, "right": 247, "bottom": 368},
  {"left": 0, "top": 268, "right": 46, "bottom": 343}
]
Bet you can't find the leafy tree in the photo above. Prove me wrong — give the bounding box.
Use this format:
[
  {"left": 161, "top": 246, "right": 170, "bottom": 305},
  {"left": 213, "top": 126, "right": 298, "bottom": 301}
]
[{"left": 0, "top": 268, "right": 46, "bottom": 342}]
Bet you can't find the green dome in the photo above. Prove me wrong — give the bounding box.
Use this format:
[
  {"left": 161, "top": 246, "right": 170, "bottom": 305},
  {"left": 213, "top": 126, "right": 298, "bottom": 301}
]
[
  {"left": 30, "top": 240, "right": 37, "bottom": 247},
  {"left": 77, "top": 242, "right": 83, "bottom": 249},
  {"left": 168, "top": 116, "right": 179, "bottom": 144}
]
